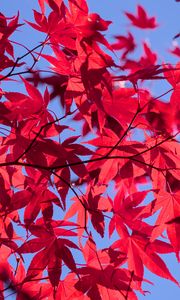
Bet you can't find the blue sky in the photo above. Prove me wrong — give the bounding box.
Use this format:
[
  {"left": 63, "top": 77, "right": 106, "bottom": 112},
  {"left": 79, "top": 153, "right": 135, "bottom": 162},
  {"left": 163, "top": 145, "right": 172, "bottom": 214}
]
[{"left": 1, "top": 0, "right": 180, "bottom": 299}]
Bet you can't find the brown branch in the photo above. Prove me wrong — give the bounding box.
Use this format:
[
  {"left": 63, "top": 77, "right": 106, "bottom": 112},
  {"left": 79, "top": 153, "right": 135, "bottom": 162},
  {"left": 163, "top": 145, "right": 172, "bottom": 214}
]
[
  {"left": 0, "top": 36, "right": 49, "bottom": 81},
  {"left": 0, "top": 133, "right": 178, "bottom": 173}
]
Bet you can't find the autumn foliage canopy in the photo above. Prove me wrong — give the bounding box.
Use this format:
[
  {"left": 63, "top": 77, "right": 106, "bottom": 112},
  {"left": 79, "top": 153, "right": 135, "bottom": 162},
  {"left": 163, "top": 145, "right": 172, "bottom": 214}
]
[{"left": 0, "top": 0, "right": 180, "bottom": 299}]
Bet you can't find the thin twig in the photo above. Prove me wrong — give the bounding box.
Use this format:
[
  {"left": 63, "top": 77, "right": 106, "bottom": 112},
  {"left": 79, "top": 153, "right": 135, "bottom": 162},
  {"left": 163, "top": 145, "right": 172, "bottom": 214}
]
[
  {"left": 125, "top": 271, "right": 134, "bottom": 300},
  {"left": 0, "top": 36, "right": 49, "bottom": 81}
]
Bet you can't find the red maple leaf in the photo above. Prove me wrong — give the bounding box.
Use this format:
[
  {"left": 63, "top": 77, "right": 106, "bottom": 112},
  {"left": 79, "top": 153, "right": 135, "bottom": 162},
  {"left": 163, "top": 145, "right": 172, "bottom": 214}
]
[
  {"left": 112, "top": 32, "right": 136, "bottom": 59},
  {"left": 125, "top": 5, "right": 158, "bottom": 29}
]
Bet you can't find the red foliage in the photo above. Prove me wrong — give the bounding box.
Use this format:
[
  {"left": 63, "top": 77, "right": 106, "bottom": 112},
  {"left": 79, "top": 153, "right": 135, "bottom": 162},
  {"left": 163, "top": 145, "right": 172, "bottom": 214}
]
[{"left": 0, "top": 1, "right": 179, "bottom": 299}]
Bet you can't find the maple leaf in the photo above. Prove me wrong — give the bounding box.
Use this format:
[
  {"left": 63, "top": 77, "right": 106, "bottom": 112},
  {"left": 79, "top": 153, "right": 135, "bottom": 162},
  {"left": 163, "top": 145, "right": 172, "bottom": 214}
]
[
  {"left": 4, "top": 78, "right": 46, "bottom": 121},
  {"left": 111, "top": 232, "right": 178, "bottom": 290},
  {"left": 139, "top": 191, "right": 180, "bottom": 260},
  {"left": 109, "top": 189, "right": 153, "bottom": 239},
  {"left": 75, "top": 237, "right": 138, "bottom": 300},
  {"left": 140, "top": 42, "right": 157, "bottom": 66},
  {"left": 67, "top": 0, "right": 112, "bottom": 47},
  {"left": 170, "top": 44, "right": 180, "bottom": 57},
  {"left": 125, "top": 5, "right": 158, "bottom": 29},
  {"left": 112, "top": 32, "right": 136, "bottom": 59},
  {"left": 17, "top": 219, "right": 80, "bottom": 286},
  {"left": 0, "top": 12, "right": 22, "bottom": 60}
]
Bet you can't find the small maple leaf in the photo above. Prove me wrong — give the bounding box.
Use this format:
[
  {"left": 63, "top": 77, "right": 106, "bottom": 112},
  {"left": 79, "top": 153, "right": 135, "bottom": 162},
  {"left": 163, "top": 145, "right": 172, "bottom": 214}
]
[
  {"left": 112, "top": 32, "right": 136, "bottom": 59},
  {"left": 169, "top": 44, "right": 180, "bottom": 57},
  {"left": 125, "top": 5, "right": 158, "bottom": 29}
]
